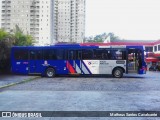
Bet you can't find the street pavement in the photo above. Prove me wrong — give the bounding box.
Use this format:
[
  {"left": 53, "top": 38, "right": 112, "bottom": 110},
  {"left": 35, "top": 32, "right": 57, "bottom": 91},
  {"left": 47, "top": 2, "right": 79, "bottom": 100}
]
[
  {"left": 0, "top": 75, "right": 39, "bottom": 89},
  {"left": 0, "top": 72, "right": 160, "bottom": 120}
]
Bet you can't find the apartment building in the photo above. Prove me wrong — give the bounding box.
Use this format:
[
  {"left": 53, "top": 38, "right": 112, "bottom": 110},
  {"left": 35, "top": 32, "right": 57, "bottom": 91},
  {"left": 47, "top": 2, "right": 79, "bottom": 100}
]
[
  {"left": 1, "top": 0, "right": 54, "bottom": 45},
  {"left": 1, "top": 0, "right": 85, "bottom": 45},
  {"left": 0, "top": 2, "right": 1, "bottom": 28},
  {"left": 54, "top": 0, "right": 85, "bottom": 43}
]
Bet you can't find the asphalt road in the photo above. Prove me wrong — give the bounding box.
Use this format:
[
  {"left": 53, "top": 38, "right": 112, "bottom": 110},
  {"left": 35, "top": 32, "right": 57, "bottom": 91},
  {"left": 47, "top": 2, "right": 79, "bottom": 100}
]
[{"left": 0, "top": 71, "right": 160, "bottom": 120}]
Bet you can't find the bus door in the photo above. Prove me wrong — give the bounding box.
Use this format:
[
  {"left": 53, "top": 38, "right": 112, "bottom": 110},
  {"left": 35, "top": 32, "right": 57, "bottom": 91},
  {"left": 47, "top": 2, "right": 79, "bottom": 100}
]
[
  {"left": 68, "top": 50, "right": 82, "bottom": 74},
  {"left": 29, "top": 50, "right": 43, "bottom": 74},
  {"left": 127, "top": 48, "right": 139, "bottom": 73}
]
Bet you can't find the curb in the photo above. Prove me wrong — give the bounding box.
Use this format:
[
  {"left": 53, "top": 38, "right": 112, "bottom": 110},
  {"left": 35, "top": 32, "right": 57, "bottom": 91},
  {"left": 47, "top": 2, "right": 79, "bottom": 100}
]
[{"left": 0, "top": 76, "right": 40, "bottom": 89}]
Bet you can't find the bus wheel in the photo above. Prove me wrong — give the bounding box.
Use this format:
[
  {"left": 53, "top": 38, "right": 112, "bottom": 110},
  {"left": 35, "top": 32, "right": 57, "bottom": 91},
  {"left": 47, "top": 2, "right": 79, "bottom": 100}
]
[
  {"left": 113, "top": 68, "right": 123, "bottom": 78},
  {"left": 46, "top": 68, "right": 55, "bottom": 78}
]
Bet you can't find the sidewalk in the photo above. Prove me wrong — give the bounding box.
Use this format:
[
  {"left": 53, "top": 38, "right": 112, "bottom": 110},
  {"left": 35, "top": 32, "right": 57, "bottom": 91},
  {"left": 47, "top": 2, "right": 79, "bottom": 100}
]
[{"left": 0, "top": 75, "right": 39, "bottom": 89}]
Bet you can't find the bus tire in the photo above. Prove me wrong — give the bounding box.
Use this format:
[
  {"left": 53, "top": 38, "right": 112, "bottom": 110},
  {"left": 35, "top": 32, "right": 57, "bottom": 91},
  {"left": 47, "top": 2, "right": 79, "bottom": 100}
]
[
  {"left": 46, "top": 68, "right": 56, "bottom": 78},
  {"left": 113, "top": 68, "right": 123, "bottom": 78}
]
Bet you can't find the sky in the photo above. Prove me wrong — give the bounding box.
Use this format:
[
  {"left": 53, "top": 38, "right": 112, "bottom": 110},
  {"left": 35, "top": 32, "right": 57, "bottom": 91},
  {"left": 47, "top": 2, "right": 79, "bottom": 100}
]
[
  {"left": 1, "top": 0, "right": 160, "bottom": 40},
  {"left": 85, "top": 0, "right": 160, "bottom": 40}
]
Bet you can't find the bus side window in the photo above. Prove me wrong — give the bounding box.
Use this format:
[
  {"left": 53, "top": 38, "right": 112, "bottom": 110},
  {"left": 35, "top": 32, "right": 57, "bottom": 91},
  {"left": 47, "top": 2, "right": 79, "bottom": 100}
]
[
  {"left": 68, "top": 50, "right": 76, "bottom": 60},
  {"left": 102, "top": 53, "right": 108, "bottom": 59},
  {"left": 93, "top": 49, "right": 108, "bottom": 60},
  {"left": 29, "top": 50, "right": 42, "bottom": 60},
  {"left": 107, "top": 53, "right": 111, "bottom": 60},
  {"left": 93, "top": 49, "right": 102, "bottom": 59},
  {"left": 64, "top": 50, "right": 68, "bottom": 60},
  {"left": 111, "top": 50, "right": 124, "bottom": 60},
  {"left": 110, "top": 51, "right": 116, "bottom": 60},
  {"left": 30, "top": 50, "right": 36, "bottom": 60},
  {"left": 43, "top": 49, "right": 56, "bottom": 60},
  {"left": 77, "top": 51, "right": 82, "bottom": 60},
  {"left": 56, "top": 49, "right": 64, "bottom": 60},
  {"left": 102, "top": 49, "right": 110, "bottom": 60},
  {"left": 14, "top": 49, "right": 28, "bottom": 60},
  {"left": 122, "top": 51, "right": 126, "bottom": 60},
  {"left": 37, "top": 50, "right": 43, "bottom": 60},
  {"left": 82, "top": 49, "right": 93, "bottom": 60}
]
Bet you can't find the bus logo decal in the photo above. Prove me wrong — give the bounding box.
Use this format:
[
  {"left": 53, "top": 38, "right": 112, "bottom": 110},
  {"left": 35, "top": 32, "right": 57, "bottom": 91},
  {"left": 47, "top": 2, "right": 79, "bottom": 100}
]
[
  {"left": 44, "top": 61, "right": 48, "bottom": 65},
  {"left": 88, "top": 62, "right": 91, "bottom": 65},
  {"left": 42, "top": 60, "right": 50, "bottom": 66}
]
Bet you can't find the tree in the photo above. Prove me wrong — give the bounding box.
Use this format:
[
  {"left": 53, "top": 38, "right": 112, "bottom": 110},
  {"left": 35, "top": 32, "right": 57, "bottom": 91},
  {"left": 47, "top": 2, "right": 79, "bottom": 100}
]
[
  {"left": 94, "top": 34, "right": 103, "bottom": 42},
  {"left": 0, "top": 29, "right": 8, "bottom": 41},
  {"left": 0, "top": 26, "right": 35, "bottom": 73},
  {"left": 108, "top": 32, "right": 119, "bottom": 41},
  {"left": 13, "top": 25, "right": 35, "bottom": 46},
  {"left": 0, "top": 29, "right": 13, "bottom": 73},
  {"left": 84, "top": 32, "right": 120, "bottom": 43}
]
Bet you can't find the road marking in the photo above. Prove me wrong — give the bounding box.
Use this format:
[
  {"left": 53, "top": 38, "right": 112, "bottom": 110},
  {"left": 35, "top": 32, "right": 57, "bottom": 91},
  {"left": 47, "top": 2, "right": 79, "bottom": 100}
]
[{"left": 0, "top": 76, "right": 40, "bottom": 89}]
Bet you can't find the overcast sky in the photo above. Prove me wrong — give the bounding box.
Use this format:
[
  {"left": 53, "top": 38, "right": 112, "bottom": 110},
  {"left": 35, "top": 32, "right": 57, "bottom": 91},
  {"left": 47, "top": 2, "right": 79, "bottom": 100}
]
[
  {"left": 86, "top": 0, "right": 160, "bottom": 40},
  {"left": 1, "top": 0, "right": 160, "bottom": 40}
]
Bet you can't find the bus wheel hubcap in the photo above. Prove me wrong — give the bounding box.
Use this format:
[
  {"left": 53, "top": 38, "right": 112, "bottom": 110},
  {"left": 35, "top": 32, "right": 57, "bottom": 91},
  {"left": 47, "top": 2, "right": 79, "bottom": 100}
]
[
  {"left": 115, "top": 70, "right": 120, "bottom": 76},
  {"left": 47, "top": 70, "right": 53, "bottom": 76}
]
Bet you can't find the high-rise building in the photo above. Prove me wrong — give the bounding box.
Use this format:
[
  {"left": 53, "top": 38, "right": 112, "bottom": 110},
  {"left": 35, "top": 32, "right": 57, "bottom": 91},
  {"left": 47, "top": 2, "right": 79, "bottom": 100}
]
[
  {"left": 1, "top": 0, "right": 54, "bottom": 45},
  {"left": 1, "top": 0, "right": 85, "bottom": 45},
  {"left": 54, "top": 0, "right": 85, "bottom": 43}
]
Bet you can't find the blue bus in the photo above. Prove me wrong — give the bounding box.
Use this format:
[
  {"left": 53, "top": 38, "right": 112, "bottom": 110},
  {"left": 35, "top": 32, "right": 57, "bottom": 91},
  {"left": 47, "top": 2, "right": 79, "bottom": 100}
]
[{"left": 11, "top": 44, "right": 146, "bottom": 78}]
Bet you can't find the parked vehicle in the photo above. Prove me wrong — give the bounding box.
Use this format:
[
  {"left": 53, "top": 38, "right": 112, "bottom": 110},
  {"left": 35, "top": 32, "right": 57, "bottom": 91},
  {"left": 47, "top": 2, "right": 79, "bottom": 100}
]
[
  {"left": 149, "top": 65, "right": 159, "bottom": 71},
  {"left": 11, "top": 44, "right": 147, "bottom": 78},
  {"left": 149, "top": 66, "right": 156, "bottom": 71}
]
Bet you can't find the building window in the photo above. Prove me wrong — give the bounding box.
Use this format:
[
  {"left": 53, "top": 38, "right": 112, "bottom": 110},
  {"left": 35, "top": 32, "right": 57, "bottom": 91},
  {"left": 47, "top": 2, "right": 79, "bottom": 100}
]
[
  {"left": 158, "top": 45, "right": 160, "bottom": 51},
  {"left": 145, "top": 47, "right": 153, "bottom": 52},
  {"left": 154, "top": 46, "right": 157, "bottom": 52}
]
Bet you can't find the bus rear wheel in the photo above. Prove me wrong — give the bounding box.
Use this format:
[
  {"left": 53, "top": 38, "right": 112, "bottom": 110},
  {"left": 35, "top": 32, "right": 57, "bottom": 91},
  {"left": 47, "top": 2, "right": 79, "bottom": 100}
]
[
  {"left": 113, "top": 68, "right": 123, "bottom": 78},
  {"left": 46, "top": 68, "right": 56, "bottom": 78}
]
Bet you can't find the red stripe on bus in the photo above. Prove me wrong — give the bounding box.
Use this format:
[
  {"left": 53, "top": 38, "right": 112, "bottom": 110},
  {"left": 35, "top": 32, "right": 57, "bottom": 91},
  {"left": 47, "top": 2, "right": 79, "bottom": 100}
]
[{"left": 66, "top": 61, "right": 76, "bottom": 73}]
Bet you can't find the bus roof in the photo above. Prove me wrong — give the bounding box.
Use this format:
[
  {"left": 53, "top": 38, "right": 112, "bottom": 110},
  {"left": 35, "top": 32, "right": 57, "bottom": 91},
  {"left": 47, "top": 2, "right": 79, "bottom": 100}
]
[{"left": 12, "top": 43, "right": 144, "bottom": 49}]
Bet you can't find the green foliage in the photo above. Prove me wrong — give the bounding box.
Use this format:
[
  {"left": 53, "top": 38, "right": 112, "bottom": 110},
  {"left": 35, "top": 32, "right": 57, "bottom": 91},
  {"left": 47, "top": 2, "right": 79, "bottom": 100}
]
[
  {"left": 0, "top": 25, "right": 35, "bottom": 46},
  {"left": 0, "top": 40, "right": 11, "bottom": 72},
  {"left": 0, "top": 29, "right": 8, "bottom": 41},
  {"left": 85, "top": 32, "right": 120, "bottom": 43},
  {"left": 13, "top": 25, "right": 35, "bottom": 46},
  {"left": 13, "top": 31, "right": 34, "bottom": 46},
  {"left": 0, "top": 29, "right": 11, "bottom": 72},
  {"left": 0, "top": 26, "right": 35, "bottom": 73},
  {"left": 108, "top": 32, "right": 119, "bottom": 41}
]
